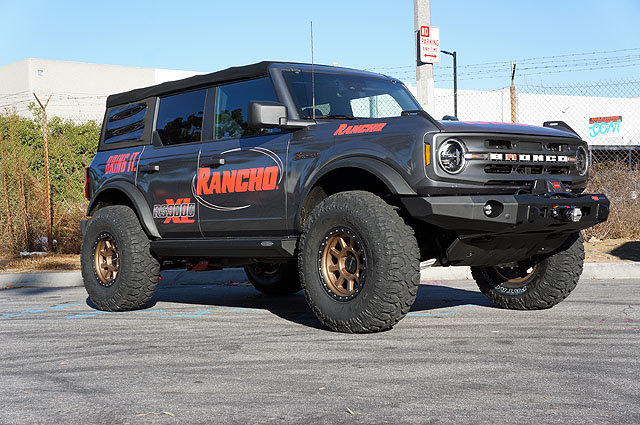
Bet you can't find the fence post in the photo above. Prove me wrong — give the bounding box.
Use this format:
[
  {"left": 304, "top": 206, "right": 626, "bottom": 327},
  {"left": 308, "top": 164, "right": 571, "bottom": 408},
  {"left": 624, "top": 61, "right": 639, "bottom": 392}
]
[
  {"left": 510, "top": 62, "right": 517, "bottom": 123},
  {"left": 33, "top": 93, "right": 53, "bottom": 252}
]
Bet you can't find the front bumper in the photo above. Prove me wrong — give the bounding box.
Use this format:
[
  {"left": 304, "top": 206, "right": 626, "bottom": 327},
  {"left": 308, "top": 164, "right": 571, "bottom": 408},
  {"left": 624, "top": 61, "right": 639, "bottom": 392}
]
[{"left": 402, "top": 192, "right": 609, "bottom": 266}]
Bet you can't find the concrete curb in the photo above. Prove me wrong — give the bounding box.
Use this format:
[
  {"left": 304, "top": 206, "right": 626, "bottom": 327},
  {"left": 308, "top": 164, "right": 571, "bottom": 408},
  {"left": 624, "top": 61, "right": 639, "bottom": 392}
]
[{"left": 1, "top": 262, "right": 638, "bottom": 289}]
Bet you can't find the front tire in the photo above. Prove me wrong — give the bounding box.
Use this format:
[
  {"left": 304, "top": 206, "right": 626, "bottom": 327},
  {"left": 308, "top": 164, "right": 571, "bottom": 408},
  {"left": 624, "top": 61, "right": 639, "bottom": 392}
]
[
  {"left": 299, "top": 191, "right": 420, "bottom": 333},
  {"left": 81, "top": 206, "right": 160, "bottom": 311},
  {"left": 471, "top": 233, "right": 584, "bottom": 310}
]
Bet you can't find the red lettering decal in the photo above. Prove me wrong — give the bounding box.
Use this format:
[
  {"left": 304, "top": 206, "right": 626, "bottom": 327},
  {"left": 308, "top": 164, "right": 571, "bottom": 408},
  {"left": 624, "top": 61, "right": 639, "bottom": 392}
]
[
  {"left": 105, "top": 156, "right": 113, "bottom": 174},
  {"left": 334, "top": 124, "right": 348, "bottom": 136},
  {"left": 163, "top": 198, "right": 183, "bottom": 224},
  {"left": 178, "top": 198, "right": 194, "bottom": 223},
  {"left": 376, "top": 123, "right": 387, "bottom": 132},
  {"left": 163, "top": 198, "right": 194, "bottom": 223},
  {"left": 129, "top": 151, "right": 140, "bottom": 172},
  {"left": 196, "top": 167, "right": 212, "bottom": 195},
  {"left": 262, "top": 166, "right": 278, "bottom": 190},
  {"left": 118, "top": 154, "right": 129, "bottom": 173},
  {"left": 221, "top": 170, "right": 237, "bottom": 194},
  {"left": 235, "top": 169, "right": 249, "bottom": 192},
  {"left": 344, "top": 125, "right": 355, "bottom": 134},
  {"left": 210, "top": 172, "right": 221, "bottom": 194},
  {"left": 248, "top": 168, "right": 264, "bottom": 191}
]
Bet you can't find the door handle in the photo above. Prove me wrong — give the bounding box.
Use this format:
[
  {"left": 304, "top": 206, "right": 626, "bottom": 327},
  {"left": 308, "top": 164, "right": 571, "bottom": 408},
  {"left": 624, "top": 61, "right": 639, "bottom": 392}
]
[
  {"left": 139, "top": 165, "right": 160, "bottom": 173},
  {"left": 203, "top": 155, "right": 225, "bottom": 168}
]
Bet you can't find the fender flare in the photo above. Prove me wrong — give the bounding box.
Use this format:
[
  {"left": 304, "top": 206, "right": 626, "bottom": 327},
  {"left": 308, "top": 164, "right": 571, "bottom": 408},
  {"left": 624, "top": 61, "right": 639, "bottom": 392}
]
[
  {"left": 87, "top": 180, "right": 161, "bottom": 239},
  {"left": 307, "top": 156, "right": 416, "bottom": 196},
  {"left": 296, "top": 156, "right": 416, "bottom": 223}
]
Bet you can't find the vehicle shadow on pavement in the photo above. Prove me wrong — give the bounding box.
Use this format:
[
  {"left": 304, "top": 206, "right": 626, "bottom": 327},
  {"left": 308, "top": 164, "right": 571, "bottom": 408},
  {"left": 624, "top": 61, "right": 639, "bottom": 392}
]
[
  {"left": 609, "top": 241, "right": 640, "bottom": 261},
  {"left": 145, "top": 281, "right": 496, "bottom": 330}
]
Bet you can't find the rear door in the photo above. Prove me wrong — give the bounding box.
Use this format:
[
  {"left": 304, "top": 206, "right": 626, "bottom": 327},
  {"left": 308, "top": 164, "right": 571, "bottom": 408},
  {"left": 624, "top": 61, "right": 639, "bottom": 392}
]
[
  {"left": 136, "top": 89, "right": 207, "bottom": 238},
  {"left": 197, "top": 77, "right": 290, "bottom": 237}
]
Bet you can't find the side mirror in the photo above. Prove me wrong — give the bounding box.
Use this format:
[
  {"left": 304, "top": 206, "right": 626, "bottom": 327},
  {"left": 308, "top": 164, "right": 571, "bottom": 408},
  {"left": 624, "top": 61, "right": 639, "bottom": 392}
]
[
  {"left": 248, "top": 101, "right": 287, "bottom": 128},
  {"left": 248, "top": 101, "right": 314, "bottom": 129}
]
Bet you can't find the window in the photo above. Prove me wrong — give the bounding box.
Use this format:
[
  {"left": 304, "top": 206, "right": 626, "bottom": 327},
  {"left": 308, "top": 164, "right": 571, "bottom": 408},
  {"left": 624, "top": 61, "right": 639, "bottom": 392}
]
[
  {"left": 350, "top": 94, "right": 403, "bottom": 118},
  {"left": 156, "top": 89, "right": 206, "bottom": 145},
  {"left": 282, "top": 71, "right": 420, "bottom": 119},
  {"left": 215, "top": 78, "right": 279, "bottom": 139},
  {"left": 104, "top": 102, "right": 147, "bottom": 144}
]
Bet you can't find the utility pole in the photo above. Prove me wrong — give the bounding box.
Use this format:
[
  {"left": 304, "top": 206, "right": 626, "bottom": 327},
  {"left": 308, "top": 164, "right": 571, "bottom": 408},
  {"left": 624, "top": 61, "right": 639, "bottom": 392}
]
[
  {"left": 33, "top": 93, "right": 53, "bottom": 252},
  {"left": 414, "top": 0, "right": 434, "bottom": 112},
  {"left": 441, "top": 50, "right": 457, "bottom": 117}
]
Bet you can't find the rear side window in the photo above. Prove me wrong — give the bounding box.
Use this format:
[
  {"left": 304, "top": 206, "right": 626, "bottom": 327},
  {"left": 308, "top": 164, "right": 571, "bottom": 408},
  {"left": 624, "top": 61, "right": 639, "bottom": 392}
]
[
  {"left": 104, "top": 102, "right": 147, "bottom": 144},
  {"left": 215, "top": 78, "right": 279, "bottom": 139},
  {"left": 156, "top": 89, "right": 206, "bottom": 145}
]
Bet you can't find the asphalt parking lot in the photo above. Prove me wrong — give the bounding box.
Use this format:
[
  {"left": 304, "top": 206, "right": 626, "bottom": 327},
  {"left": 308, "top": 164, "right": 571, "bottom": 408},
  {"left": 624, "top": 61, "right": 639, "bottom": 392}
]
[{"left": 1, "top": 276, "right": 639, "bottom": 424}]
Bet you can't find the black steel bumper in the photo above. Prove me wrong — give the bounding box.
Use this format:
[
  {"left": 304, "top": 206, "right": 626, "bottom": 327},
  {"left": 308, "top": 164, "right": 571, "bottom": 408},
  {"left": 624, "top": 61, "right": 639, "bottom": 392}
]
[{"left": 402, "top": 193, "right": 609, "bottom": 266}]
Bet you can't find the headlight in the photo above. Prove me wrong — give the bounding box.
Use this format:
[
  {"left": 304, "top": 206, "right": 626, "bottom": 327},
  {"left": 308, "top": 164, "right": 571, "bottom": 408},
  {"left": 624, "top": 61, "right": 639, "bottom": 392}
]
[
  {"left": 438, "top": 139, "right": 466, "bottom": 174},
  {"left": 576, "top": 145, "right": 588, "bottom": 176}
]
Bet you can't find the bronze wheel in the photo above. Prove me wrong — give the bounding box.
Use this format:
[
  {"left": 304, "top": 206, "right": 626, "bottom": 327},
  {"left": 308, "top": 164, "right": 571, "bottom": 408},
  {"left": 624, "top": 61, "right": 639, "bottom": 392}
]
[
  {"left": 493, "top": 261, "right": 538, "bottom": 284},
  {"left": 318, "top": 227, "right": 366, "bottom": 301},
  {"left": 93, "top": 232, "right": 119, "bottom": 287},
  {"left": 471, "top": 233, "right": 584, "bottom": 310}
]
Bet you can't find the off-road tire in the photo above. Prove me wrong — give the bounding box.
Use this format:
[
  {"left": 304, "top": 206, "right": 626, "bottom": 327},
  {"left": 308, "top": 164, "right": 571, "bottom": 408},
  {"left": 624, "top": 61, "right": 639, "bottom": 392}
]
[
  {"left": 244, "top": 263, "right": 301, "bottom": 295},
  {"left": 81, "top": 205, "right": 160, "bottom": 311},
  {"left": 471, "top": 233, "right": 584, "bottom": 310},
  {"left": 298, "top": 191, "right": 420, "bottom": 333}
]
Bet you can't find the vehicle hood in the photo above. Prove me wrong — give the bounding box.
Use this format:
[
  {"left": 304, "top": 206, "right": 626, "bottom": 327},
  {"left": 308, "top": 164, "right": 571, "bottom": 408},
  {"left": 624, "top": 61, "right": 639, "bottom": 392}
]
[{"left": 438, "top": 120, "right": 579, "bottom": 138}]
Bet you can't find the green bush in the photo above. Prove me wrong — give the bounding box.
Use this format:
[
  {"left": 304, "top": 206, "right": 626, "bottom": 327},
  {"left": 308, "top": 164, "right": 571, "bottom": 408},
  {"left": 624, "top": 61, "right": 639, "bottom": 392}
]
[{"left": 0, "top": 108, "right": 99, "bottom": 254}]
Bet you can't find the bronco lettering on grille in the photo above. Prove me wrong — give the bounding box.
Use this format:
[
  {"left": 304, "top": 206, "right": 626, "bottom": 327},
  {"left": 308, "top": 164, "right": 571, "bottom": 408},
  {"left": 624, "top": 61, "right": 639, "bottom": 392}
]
[{"left": 490, "top": 153, "right": 570, "bottom": 163}]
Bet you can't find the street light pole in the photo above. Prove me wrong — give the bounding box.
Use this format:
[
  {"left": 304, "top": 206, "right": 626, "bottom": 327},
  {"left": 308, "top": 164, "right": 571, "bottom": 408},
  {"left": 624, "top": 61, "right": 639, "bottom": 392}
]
[{"left": 441, "top": 50, "right": 457, "bottom": 117}]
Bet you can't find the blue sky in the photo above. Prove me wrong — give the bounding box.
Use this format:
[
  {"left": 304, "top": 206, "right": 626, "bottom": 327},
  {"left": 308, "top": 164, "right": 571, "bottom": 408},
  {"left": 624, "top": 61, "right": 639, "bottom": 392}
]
[{"left": 1, "top": 0, "right": 639, "bottom": 90}]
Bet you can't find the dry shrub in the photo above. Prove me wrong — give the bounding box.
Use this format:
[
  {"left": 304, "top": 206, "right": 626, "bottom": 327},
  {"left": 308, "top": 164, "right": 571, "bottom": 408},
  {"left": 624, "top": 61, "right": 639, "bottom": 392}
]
[
  {"left": 583, "top": 162, "right": 640, "bottom": 240},
  {"left": 53, "top": 202, "right": 86, "bottom": 254}
]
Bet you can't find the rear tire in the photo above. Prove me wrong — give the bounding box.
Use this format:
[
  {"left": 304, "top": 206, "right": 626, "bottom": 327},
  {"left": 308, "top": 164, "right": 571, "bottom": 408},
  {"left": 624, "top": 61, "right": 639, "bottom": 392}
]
[
  {"left": 471, "top": 233, "right": 584, "bottom": 310},
  {"left": 298, "top": 191, "right": 420, "bottom": 333},
  {"left": 244, "top": 263, "right": 301, "bottom": 295},
  {"left": 81, "top": 206, "right": 160, "bottom": 311}
]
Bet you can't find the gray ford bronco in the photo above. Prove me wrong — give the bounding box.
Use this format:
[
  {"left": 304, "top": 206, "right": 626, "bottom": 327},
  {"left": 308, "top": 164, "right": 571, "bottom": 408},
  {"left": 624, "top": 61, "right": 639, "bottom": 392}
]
[{"left": 81, "top": 61, "right": 609, "bottom": 333}]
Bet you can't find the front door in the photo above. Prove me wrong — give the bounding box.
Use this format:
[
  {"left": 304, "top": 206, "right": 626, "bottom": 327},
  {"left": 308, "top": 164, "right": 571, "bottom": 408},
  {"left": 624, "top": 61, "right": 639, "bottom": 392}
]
[{"left": 196, "top": 78, "right": 289, "bottom": 237}]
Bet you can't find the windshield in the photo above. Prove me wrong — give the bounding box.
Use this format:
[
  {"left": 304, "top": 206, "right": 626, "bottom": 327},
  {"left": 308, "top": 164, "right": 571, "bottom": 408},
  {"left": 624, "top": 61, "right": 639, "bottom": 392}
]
[{"left": 281, "top": 70, "right": 420, "bottom": 119}]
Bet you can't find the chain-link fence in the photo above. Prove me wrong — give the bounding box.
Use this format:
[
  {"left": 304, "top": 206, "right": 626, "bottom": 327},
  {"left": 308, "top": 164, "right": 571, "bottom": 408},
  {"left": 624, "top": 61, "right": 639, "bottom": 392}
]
[
  {"left": 1, "top": 76, "right": 638, "bottom": 256},
  {"left": 0, "top": 96, "right": 102, "bottom": 254},
  {"left": 432, "top": 78, "right": 640, "bottom": 239}
]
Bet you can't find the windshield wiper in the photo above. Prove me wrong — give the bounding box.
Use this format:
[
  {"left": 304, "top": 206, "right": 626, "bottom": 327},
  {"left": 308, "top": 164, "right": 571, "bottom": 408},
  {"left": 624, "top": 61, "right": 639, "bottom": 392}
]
[{"left": 316, "top": 114, "right": 360, "bottom": 120}]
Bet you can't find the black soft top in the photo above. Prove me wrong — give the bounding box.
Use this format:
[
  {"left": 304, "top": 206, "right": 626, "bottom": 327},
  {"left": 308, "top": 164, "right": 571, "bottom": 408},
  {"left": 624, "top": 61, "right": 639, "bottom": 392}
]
[{"left": 106, "top": 61, "right": 274, "bottom": 108}]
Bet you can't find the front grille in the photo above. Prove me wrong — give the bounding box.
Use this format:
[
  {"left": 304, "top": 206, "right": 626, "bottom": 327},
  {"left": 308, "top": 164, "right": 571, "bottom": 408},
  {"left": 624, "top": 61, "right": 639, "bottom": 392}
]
[
  {"left": 485, "top": 164, "right": 512, "bottom": 174},
  {"left": 516, "top": 165, "right": 544, "bottom": 174},
  {"left": 547, "top": 166, "right": 570, "bottom": 175},
  {"left": 478, "top": 137, "right": 578, "bottom": 177}
]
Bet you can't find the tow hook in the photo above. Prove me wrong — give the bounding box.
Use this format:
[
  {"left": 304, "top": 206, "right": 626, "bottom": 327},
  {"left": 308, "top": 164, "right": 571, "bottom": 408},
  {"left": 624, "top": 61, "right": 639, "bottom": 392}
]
[{"left": 551, "top": 205, "right": 583, "bottom": 222}]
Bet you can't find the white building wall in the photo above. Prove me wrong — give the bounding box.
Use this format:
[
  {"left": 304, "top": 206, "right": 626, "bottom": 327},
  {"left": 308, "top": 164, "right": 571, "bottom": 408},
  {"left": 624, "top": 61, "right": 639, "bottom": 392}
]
[{"left": 0, "top": 59, "right": 202, "bottom": 122}]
